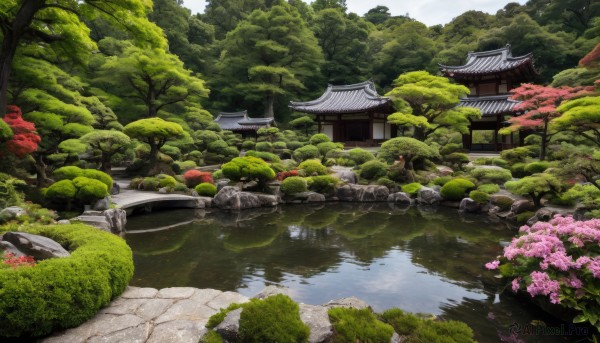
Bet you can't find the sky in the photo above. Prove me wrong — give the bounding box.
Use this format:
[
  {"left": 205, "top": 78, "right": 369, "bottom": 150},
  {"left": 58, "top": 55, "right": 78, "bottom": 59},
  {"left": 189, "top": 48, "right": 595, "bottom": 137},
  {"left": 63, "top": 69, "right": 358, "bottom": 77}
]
[{"left": 181, "top": 0, "right": 527, "bottom": 27}]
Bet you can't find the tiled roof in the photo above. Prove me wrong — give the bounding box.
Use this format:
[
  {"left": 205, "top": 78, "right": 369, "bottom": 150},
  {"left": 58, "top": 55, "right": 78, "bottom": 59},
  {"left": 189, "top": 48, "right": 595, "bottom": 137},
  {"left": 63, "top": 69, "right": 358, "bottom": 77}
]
[
  {"left": 439, "top": 45, "right": 534, "bottom": 76},
  {"left": 458, "top": 95, "right": 521, "bottom": 116},
  {"left": 214, "top": 111, "right": 274, "bottom": 131},
  {"left": 289, "top": 81, "right": 391, "bottom": 114}
]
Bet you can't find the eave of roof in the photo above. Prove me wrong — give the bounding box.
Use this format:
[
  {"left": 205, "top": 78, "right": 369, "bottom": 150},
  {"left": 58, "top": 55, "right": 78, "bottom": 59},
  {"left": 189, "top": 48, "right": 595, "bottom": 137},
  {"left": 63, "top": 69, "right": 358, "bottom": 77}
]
[
  {"left": 214, "top": 110, "right": 274, "bottom": 131},
  {"left": 439, "top": 45, "right": 536, "bottom": 76},
  {"left": 458, "top": 94, "right": 521, "bottom": 116}
]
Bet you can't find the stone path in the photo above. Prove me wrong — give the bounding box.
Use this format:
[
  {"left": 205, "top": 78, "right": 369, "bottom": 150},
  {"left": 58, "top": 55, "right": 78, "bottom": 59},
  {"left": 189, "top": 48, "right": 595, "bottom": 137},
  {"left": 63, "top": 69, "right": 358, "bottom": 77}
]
[{"left": 42, "top": 287, "right": 249, "bottom": 343}]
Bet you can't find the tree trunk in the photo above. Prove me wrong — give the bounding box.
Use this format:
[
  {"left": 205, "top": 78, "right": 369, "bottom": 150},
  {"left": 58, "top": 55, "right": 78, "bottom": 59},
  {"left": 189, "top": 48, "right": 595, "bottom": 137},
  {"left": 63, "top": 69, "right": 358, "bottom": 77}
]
[
  {"left": 413, "top": 127, "right": 425, "bottom": 141},
  {"left": 100, "top": 153, "right": 112, "bottom": 174},
  {"left": 532, "top": 194, "right": 542, "bottom": 208},
  {"left": 540, "top": 120, "right": 548, "bottom": 161},
  {"left": 264, "top": 93, "right": 275, "bottom": 118},
  {"left": 34, "top": 153, "right": 50, "bottom": 187},
  {"left": 0, "top": 0, "right": 46, "bottom": 116}
]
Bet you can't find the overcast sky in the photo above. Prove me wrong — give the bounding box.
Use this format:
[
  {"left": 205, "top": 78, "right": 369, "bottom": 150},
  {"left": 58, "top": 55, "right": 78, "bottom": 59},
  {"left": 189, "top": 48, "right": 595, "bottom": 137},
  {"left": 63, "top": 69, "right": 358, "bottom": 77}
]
[{"left": 181, "top": 0, "right": 527, "bottom": 26}]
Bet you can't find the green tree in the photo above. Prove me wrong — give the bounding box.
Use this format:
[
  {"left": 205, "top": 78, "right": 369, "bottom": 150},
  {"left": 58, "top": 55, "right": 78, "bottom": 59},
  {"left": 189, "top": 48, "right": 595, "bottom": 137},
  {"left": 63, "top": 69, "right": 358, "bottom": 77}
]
[
  {"left": 311, "top": 0, "right": 347, "bottom": 12},
  {"left": 505, "top": 173, "right": 563, "bottom": 207},
  {"left": 524, "top": 0, "right": 600, "bottom": 37},
  {"left": 216, "top": 2, "right": 323, "bottom": 118},
  {"left": 554, "top": 95, "right": 600, "bottom": 147},
  {"left": 123, "top": 118, "right": 184, "bottom": 174},
  {"left": 202, "top": 0, "right": 267, "bottom": 39},
  {"left": 80, "top": 130, "right": 132, "bottom": 174},
  {"left": 289, "top": 116, "right": 316, "bottom": 136},
  {"left": 365, "top": 6, "right": 391, "bottom": 25},
  {"left": 378, "top": 137, "right": 439, "bottom": 168},
  {"left": 385, "top": 71, "right": 481, "bottom": 140}
]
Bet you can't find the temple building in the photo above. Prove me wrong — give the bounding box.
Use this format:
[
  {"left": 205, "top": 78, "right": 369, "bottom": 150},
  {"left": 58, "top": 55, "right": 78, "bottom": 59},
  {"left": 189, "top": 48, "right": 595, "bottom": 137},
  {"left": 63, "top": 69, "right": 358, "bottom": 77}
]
[
  {"left": 213, "top": 110, "right": 274, "bottom": 137},
  {"left": 289, "top": 81, "right": 395, "bottom": 146},
  {"left": 439, "top": 44, "right": 537, "bottom": 151}
]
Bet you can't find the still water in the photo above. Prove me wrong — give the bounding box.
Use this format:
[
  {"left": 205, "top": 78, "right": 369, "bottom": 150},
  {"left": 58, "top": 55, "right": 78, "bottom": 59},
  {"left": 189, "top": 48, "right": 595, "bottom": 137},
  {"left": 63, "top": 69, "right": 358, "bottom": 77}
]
[{"left": 125, "top": 203, "right": 587, "bottom": 342}]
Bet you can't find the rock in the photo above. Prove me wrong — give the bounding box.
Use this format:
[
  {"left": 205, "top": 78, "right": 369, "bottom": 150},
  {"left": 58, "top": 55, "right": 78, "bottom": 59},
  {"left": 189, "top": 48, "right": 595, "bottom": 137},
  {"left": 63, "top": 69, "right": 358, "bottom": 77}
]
[
  {"left": 336, "top": 184, "right": 389, "bottom": 202},
  {"left": 255, "top": 193, "right": 278, "bottom": 207},
  {"left": 337, "top": 170, "right": 357, "bottom": 184},
  {"left": 158, "top": 187, "right": 169, "bottom": 194},
  {"left": 157, "top": 287, "right": 196, "bottom": 299},
  {"left": 526, "top": 207, "right": 565, "bottom": 226},
  {"left": 459, "top": 198, "right": 481, "bottom": 213},
  {"left": 93, "top": 197, "right": 111, "bottom": 211},
  {"left": 511, "top": 199, "right": 535, "bottom": 214},
  {"left": 417, "top": 186, "right": 442, "bottom": 205},
  {"left": 390, "top": 332, "right": 403, "bottom": 343},
  {"left": 488, "top": 206, "right": 501, "bottom": 215},
  {"left": 435, "top": 165, "right": 453, "bottom": 176},
  {"left": 213, "top": 187, "right": 261, "bottom": 210},
  {"left": 147, "top": 320, "right": 206, "bottom": 343},
  {"left": 104, "top": 209, "right": 127, "bottom": 234},
  {"left": 387, "top": 192, "right": 414, "bottom": 205},
  {"left": 191, "top": 190, "right": 199, "bottom": 197},
  {"left": 253, "top": 285, "right": 292, "bottom": 300},
  {"left": 74, "top": 215, "right": 112, "bottom": 232},
  {"left": 0, "top": 240, "right": 25, "bottom": 256},
  {"left": 110, "top": 182, "right": 120, "bottom": 195},
  {"left": 206, "top": 291, "right": 249, "bottom": 311},
  {"left": 57, "top": 219, "right": 71, "bottom": 225},
  {"left": 299, "top": 304, "right": 333, "bottom": 343},
  {"left": 215, "top": 179, "right": 232, "bottom": 192},
  {"left": 214, "top": 308, "right": 242, "bottom": 342},
  {"left": 323, "top": 297, "right": 370, "bottom": 310},
  {"left": 294, "top": 191, "right": 326, "bottom": 203},
  {"left": 2, "top": 232, "right": 70, "bottom": 260},
  {"left": 121, "top": 287, "right": 159, "bottom": 299},
  {"left": 0, "top": 206, "right": 26, "bottom": 221},
  {"left": 489, "top": 195, "right": 515, "bottom": 210}
]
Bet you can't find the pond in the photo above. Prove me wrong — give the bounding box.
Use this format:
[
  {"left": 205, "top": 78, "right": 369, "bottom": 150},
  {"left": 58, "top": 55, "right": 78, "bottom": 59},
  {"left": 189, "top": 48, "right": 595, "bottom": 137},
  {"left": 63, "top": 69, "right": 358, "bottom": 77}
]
[{"left": 125, "top": 203, "right": 586, "bottom": 342}]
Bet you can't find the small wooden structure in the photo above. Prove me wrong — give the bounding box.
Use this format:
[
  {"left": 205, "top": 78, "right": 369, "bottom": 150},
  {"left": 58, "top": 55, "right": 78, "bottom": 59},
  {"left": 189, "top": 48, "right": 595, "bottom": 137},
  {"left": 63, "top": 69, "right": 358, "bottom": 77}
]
[
  {"left": 289, "top": 81, "right": 395, "bottom": 146},
  {"left": 439, "top": 44, "right": 537, "bottom": 151},
  {"left": 214, "top": 110, "right": 274, "bottom": 138}
]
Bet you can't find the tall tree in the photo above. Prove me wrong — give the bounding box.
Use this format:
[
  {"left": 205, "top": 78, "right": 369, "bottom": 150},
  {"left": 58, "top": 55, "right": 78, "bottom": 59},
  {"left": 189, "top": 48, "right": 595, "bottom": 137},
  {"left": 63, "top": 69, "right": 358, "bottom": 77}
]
[
  {"left": 311, "top": 0, "right": 347, "bottom": 12},
  {"left": 202, "top": 0, "right": 266, "bottom": 39},
  {"left": 385, "top": 71, "right": 481, "bottom": 141},
  {"left": 524, "top": 0, "right": 600, "bottom": 37},
  {"left": 364, "top": 6, "right": 391, "bottom": 25},
  {"left": 217, "top": 2, "right": 323, "bottom": 118},
  {"left": 0, "top": 0, "right": 165, "bottom": 116},
  {"left": 554, "top": 93, "right": 600, "bottom": 147}
]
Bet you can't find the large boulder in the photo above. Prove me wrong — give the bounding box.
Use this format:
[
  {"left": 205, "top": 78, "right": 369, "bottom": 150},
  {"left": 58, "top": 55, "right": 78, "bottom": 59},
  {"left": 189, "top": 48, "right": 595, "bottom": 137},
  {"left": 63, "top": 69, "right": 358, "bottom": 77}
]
[
  {"left": 104, "top": 208, "right": 127, "bottom": 234},
  {"left": 322, "top": 297, "right": 370, "bottom": 310},
  {"left": 255, "top": 193, "right": 279, "bottom": 207},
  {"left": 459, "top": 198, "right": 481, "bottom": 213},
  {"left": 417, "top": 186, "right": 442, "bottom": 205},
  {"left": 293, "top": 191, "right": 326, "bottom": 203},
  {"left": 1, "top": 232, "right": 70, "bottom": 260},
  {"left": 299, "top": 304, "right": 333, "bottom": 343},
  {"left": 214, "top": 308, "right": 242, "bottom": 342},
  {"left": 337, "top": 170, "right": 357, "bottom": 184},
  {"left": 213, "top": 186, "right": 278, "bottom": 210},
  {"left": 387, "top": 192, "right": 414, "bottom": 205},
  {"left": 0, "top": 240, "right": 25, "bottom": 256},
  {"left": 93, "top": 196, "right": 111, "bottom": 211},
  {"left": 0, "top": 206, "right": 26, "bottom": 221},
  {"left": 511, "top": 199, "right": 536, "bottom": 214},
  {"left": 336, "top": 184, "right": 389, "bottom": 202},
  {"left": 435, "top": 165, "right": 453, "bottom": 176},
  {"left": 253, "top": 285, "right": 293, "bottom": 300}
]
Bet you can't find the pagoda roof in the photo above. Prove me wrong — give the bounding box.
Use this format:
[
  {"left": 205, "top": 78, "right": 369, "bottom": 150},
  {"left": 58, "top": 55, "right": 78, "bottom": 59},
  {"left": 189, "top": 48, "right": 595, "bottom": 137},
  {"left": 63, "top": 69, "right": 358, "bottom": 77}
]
[
  {"left": 439, "top": 45, "right": 535, "bottom": 78},
  {"left": 289, "top": 81, "right": 391, "bottom": 114},
  {"left": 458, "top": 95, "right": 521, "bottom": 117},
  {"left": 214, "top": 111, "right": 274, "bottom": 131}
]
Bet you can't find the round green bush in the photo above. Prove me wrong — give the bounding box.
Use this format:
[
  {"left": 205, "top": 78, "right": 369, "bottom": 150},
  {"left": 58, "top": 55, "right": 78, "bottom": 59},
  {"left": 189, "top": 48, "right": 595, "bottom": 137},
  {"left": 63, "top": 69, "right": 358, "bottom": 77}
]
[
  {"left": 381, "top": 308, "right": 475, "bottom": 342},
  {"left": 293, "top": 144, "right": 320, "bottom": 161},
  {"left": 439, "top": 143, "right": 463, "bottom": 156},
  {"left": 0, "top": 223, "right": 133, "bottom": 337},
  {"left": 157, "top": 174, "right": 177, "bottom": 188},
  {"left": 500, "top": 147, "right": 531, "bottom": 163},
  {"left": 160, "top": 145, "right": 181, "bottom": 160},
  {"left": 273, "top": 141, "right": 287, "bottom": 150},
  {"left": 72, "top": 177, "right": 109, "bottom": 203},
  {"left": 195, "top": 182, "right": 217, "bottom": 197},
  {"left": 142, "top": 177, "right": 160, "bottom": 191},
  {"left": 440, "top": 178, "right": 475, "bottom": 201},
  {"left": 245, "top": 150, "right": 281, "bottom": 163},
  {"left": 45, "top": 180, "right": 77, "bottom": 201},
  {"left": 477, "top": 183, "right": 500, "bottom": 194},
  {"left": 53, "top": 166, "right": 83, "bottom": 181},
  {"left": 443, "top": 152, "right": 469, "bottom": 166},
  {"left": 376, "top": 177, "right": 396, "bottom": 190},
  {"left": 241, "top": 140, "right": 256, "bottom": 150},
  {"left": 490, "top": 158, "right": 509, "bottom": 169},
  {"left": 308, "top": 175, "right": 338, "bottom": 194},
  {"left": 328, "top": 307, "right": 395, "bottom": 343},
  {"left": 325, "top": 149, "right": 344, "bottom": 159},
  {"left": 524, "top": 161, "right": 549, "bottom": 175},
  {"left": 511, "top": 162, "right": 527, "bottom": 178},
  {"left": 316, "top": 141, "right": 338, "bottom": 156},
  {"left": 348, "top": 148, "right": 375, "bottom": 165},
  {"left": 469, "top": 167, "right": 512, "bottom": 183},
  {"left": 255, "top": 141, "right": 273, "bottom": 152},
  {"left": 491, "top": 195, "right": 515, "bottom": 211},
  {"left": 281, "top": 176, "right": 308, "bottom": 195},
  {"left": 298, "top": 159, "right": 327, "bottom": 176},
  {"left": 433, "top": 176, "right": 453, "bottom": 186},
  {"left": 469, "top": 190, "right": 490, "bottom": 204},
  {"left": 221, "top": 156, "right": 276, "bottom": 184},
  {"left": 401, "top": 182, "right": 422, "bottom": 196},
  {"left": 213, "top": 169, "right": 224, "bottom": 179},
  {"left": 286, "top": 141, "right": 304, "bottom": 150},
  {"left": 359, "top": 160, "right": 388, "bottom": 181},
  {"left": 174, "top": 160, "right": 197, "bottom": 172},
  {"left": 81, "top": 169, "right": 113, "bottom": 189},
  {"left": 207, "top": 140, "right": 229, "bottom": 153},
  {"left": 309, "top": 133, "right": 330, "bottom": 145}
]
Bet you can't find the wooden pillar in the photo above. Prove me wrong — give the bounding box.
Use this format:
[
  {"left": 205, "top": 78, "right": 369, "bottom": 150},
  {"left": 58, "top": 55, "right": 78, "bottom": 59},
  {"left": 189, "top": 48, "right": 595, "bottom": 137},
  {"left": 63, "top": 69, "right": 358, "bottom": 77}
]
[
  {"left": 317, "top": 115, "right": 322, "bottom": 133},
  {"left": 336, "top": 113, "right": 342, "bottom": 142},
  {"left": 368, "top": 112, "right": 373, "bottom": 141}
]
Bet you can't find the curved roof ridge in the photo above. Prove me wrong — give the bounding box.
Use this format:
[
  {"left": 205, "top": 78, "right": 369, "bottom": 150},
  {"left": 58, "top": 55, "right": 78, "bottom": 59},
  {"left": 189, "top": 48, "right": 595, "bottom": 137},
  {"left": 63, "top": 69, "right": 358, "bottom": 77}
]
[
  {"left": 438, "top": 44, "right": 534, "bottom": 73},
  {"left": 217, "top": 110, "right": 248, "bottom": 118}
]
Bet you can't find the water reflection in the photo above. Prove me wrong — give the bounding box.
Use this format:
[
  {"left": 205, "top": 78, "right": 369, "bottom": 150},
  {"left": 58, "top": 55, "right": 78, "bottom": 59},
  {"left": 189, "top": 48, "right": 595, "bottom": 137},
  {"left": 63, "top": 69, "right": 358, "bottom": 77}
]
[{"left": 126, "top": 203, "right": 584, "bottom": 342}]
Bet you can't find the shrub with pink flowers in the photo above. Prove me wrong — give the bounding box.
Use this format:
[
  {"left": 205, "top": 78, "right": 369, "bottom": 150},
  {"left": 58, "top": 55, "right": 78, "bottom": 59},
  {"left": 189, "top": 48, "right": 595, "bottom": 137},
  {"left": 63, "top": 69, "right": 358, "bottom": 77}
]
[
  {"left": 486, "top": 215, "right": 600, "bottom": 330},
  {"left": 183, "top": 169, "right": 213, "bottom": 188}
]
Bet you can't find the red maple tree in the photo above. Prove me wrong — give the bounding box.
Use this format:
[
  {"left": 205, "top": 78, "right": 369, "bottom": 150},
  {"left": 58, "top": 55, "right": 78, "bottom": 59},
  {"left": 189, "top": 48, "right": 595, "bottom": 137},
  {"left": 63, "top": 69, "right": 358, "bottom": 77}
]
[
  {"left": 507, "top": 84, "right": 594, "bottom": 160},
  {"left": 2, "top": 105, "right": 41, "bottom": 157}
]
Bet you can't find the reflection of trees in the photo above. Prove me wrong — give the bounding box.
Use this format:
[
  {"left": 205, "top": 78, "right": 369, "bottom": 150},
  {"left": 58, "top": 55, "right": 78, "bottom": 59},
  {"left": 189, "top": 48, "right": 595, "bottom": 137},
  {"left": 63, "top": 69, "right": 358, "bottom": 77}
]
[{"left": 224, "top": 224, "right": 284, "bottom": 252}]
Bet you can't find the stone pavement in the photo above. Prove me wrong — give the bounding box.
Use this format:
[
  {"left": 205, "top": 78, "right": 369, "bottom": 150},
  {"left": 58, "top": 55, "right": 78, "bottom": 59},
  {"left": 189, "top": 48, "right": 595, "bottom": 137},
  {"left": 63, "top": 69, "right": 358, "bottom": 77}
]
[{"left": 42, "top": 287, "right": 249, "bottom": 343}]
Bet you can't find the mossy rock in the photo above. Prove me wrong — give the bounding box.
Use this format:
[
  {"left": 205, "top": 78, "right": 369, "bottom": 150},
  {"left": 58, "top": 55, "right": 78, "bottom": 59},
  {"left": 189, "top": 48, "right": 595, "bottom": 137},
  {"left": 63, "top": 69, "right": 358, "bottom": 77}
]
[
  {"left": 469, "top": 190, "right": 490, "bottom": 204},
  {"left": 195, "top": 183, "right": 217, "bottom": 197},
  {"left": 328, "top": 307, "right": 394, "bottom": 343},
  {"left": 490, "top": 195, "right": 515, "bottom": 211},
  {"left": 440, "top": 178, "right": 475, "bottom": 201},
  {"left": 401, "top": 182, "right": 422, "bottom": 196},
  {"left": 0, "top": 224, "right": 133, "bottom": 337}
]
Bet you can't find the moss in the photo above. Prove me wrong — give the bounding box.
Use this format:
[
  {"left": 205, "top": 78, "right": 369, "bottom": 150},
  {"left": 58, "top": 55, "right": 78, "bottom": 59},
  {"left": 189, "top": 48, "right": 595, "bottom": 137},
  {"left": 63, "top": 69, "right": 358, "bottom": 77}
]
[
  {"left": 376, "top": 177, "right": 396, "bottom": 190},
  {"left": 298, "top": 159, "right": 327, "bottom": 176},
  {"left": 440, "top": 178, "right": 475, "bottom": 201},
  {"left": 381, "top": 308, "right": 475, "bottom": 343},
  {"left": 443, "top": 152, "right": 470, "bottom": 166},
  {"left": 0, "top": 223, "right": 133, "bottom": 337},
  {"left": 206, "top": 302, "right": 245, "bottom": 329},
  {"left": 195, "top": 183, "right": 217, "bottom": 197},
  {"left": 239, "top": 295, "right": 309, "bottom": 343},
  {"left": 491, "top": 195, "right": 515, "bottom": 211},
  {"left": 142, "top": 177, "right": 160, "bottom": 191},
  {"left": 401, "top": 182, "right": 422, "bottom": 196},
  {"left": 360, "top": 160, "right": 388, "bottom": 181},
  {"left": 433, "top": 176, "right": 453, "bottom": 186},
  {"left": 469, "top": 190, "right": 490, "bottom": 204},
  {"left": 516, "top": 211, "right": 536, "bottom": 223},
  {"left": 309, "top": 133, "right": 330, "bottom": 145},
  {"left": 286, "top": 141, "right": 303, "bottom": 150},
  {"left": 380, "top": 308, "right": 420, "bottom": 335},
  {"left": 511, "top": 162, "right": 527, "bottom": 178},
  {"left": 469, "top": 168, "right": 512, "bottom": 183},
  {"left": 328, "top": 307, "right": 394, "bottom": 343},
  {"left": 281, "top": 176, "right": 308, "bottom": 195},
  {"left": 272, "top": 141, "right": 287, "bottom": 150},
  {"left": 200, "top": 330, "right": 224, "bottom": 343},
  {"left": 242, "top": 140, "right": 256, "bottom": 150},
  {"left": 439, "top": 143, "right": 463, "bottom": 156},
  {"left": 524, "top": 161, "right": 549, "bottom": 175},
  {"left": 500, "top": 147, "right": 531, "bottom": 163},
  {"left": 308, "top": 175, "right": 338, "bottom": 195},
  {"left": 477, "top": 183, "right": 500, "bottom": 194},
  {"left": 293, "top": 144, "right": 320, "bottom": 161}
]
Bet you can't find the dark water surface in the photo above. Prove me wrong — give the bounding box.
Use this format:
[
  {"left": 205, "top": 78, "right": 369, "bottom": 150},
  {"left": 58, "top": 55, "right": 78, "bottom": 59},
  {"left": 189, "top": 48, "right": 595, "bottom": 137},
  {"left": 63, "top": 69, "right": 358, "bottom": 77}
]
[{"left": 125, "top": 203, "right": 587, "bottom": 342}]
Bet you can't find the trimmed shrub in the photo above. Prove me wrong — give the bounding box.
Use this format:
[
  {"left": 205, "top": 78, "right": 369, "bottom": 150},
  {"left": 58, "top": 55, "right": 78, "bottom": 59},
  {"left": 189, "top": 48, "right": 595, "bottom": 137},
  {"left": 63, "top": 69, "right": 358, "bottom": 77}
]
[
  {"left": 174, "top": 160, "right": 197, "bottom": 172},
  {"left": 187, "top": 150, "right": 203, "bottom": 163},
  {"left": 505, "top": 173, "right": 562, "bottom": 207},
  {"left": 173, "top": 182, "right": 189, "bottom": 192},
  {"left": 298, "top": 159, "right": 327, "bottom": 176},
  {"left": 443, "top": 152, "right": 469, "bottom": 167},
  {"left": 207, "top": 140, "right": 228, "bottom": 153},
  {"left": 238, "top": 295, "right": 309, "bottom": 343},
  {"left": 360, "top": 160, "right": 388, "bottom": 181},
  {"left": 440, "top": 178, "right": 475, "bottom": 201},
  {"left": 272, "top": 141, "right": 287, "bottom": 150},
  {"left": 141, "top": 177, "right": 160, "bottom": 191},
  {"left": 401, "top": 182, "right": 422, "bottom": 196},
  {"left": 511, "top": 162, "right": 527, "bottom": 178},
  {"left": 293, "top": 145, "right": 320, "bottom": 162},
  {"left": 376, "top": 177, "right": 396, "bottom": 190},
  {"left": 157, "top": 174, "right": 177, "bottom": 188},
  {"left": 439, "top": 143, "right": 463, "bottom": 156},
  {"left": 281, "top": 176, "right": 307, "bottom": 195},
  {"left": 221, "top": 156, "right": 276, "bottom": 184},
  {"left": 45, "top": 180, "right": 77, "bottom": 201},
  {"left": 81, "top": 169, "right": 113, "bottom": 190},
  {"left": 469, "top": 190, "right": 490, "bottom": 204},
  {"left": 0, "top": 174, "right": 26, "bottom": 209},
  {"left": 378, "top": 137, "right": 439, "bottom": 165},
  {"left": 213, "top": 169, "right": 224, "bottom": 179},
  {"left": 72, "top": 177, "right": 109, "bottom": 203},
  {"left": 286, "top": 141, "right": 303, "bottom": 150},
  {"left": 500, "top": 147, "right": 531, "bottom": 163},
  {"left": 478, "top": 183, "right": 500, "bottom": 194},
  {"left": 183, "top": 170, "right": 213, "bottom": 188},
  {"left": 53, "top": 166, "right": 83, "bottom": 181},
  {"left": 160, "top": 145, "right": 181, "bottom": 160},
  {"left": 241, "top": 140, "right": 255, "bottom": 150},
  {"left": 0, "top": 223, "right": 133, "bottom": 337},
  {"left": 195, "top": 183, "right": 217, "bottom": 197},
  {"left": 309, "top": 133, "right": 330, "bottom": 145},
  {"left": 524, "top": 161, "right": 549, "bottom": 174},
  {"left": 516, "top": 211, "right": 536, "bottom": 223},
  {"left": 308, "top": 175, "right": 338, "bottom": 195},
  {"left": 245, "top": 150, "right": 281, "bottom": 163},
  {"left": 469, "top": 168, "right": 512, "bottom": 183},
  {"left": 348, "top": 148, "right": 375, "bottom": 165},
  {"left": 255, "top": 141, "right": 273, "bottom": 152},
  {"left": 316, "top": 141, "right": 339, "bottom": 156},
  {"left": 328, "top": 307, "right": 394, "bottom": 343},
  {"left": 433, "top": 176, "right": 453, "bottom": 186},
  {"left": 491, "top": 195, "right": 515, "bottom": 211}
]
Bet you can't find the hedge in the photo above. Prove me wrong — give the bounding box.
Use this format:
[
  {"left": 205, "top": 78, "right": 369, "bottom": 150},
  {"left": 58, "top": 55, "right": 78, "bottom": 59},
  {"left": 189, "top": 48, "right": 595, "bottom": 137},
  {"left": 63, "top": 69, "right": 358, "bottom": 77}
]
[
  {"left": 281, "top": 176, "right": 308, "bottom": 195},
  {"left": 0, "top": 223, "right": 133, "bottom": 337},
  {"left": 298, "top": 159, "right": 327, "bottom": 176},
  {"left": 440, "top": 178, "right": 475, "bottom": 201}
]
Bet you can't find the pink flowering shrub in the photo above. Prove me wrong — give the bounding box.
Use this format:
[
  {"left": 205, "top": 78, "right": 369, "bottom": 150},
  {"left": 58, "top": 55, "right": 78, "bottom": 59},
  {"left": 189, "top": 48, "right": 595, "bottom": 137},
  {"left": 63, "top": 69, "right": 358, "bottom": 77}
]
[
  {"left": 2, "top": 252, "right": 36, "bottom": 269},
  {"left": 487, "top": 215, "right": 600, "bottom": 330}
]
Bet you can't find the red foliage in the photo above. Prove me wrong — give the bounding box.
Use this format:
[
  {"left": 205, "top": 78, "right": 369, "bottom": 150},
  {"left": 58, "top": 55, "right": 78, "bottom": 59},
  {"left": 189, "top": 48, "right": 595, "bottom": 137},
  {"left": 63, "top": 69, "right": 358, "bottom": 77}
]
[
  {"left": 2, "top": 105, "right": 41, "bottom": 157},
  {"left": 276, "top": 170, "right": 299, "bottom": 181},
  {"left": 579, "top": 43, "right": 600, "bottom": 69},
  {"left": 508, "top": 84, "right": 594, "bottom": 130},
  {"left": 183, "top": 169, "right": 213, "bottom": 187},
  {"left": 2, "top": 252, "right": 36, "bottom": 269}
]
